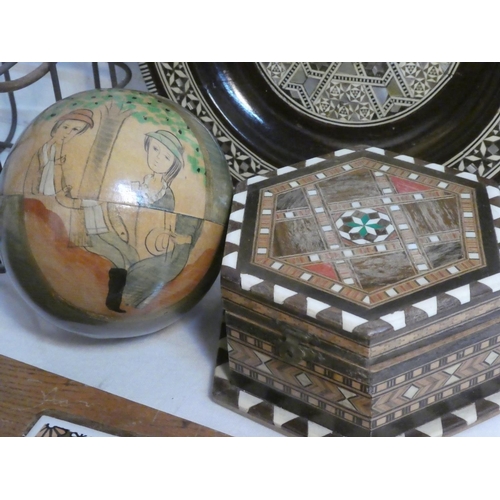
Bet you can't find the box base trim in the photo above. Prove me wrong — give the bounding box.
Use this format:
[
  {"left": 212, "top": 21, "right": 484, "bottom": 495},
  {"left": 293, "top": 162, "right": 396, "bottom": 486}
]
[{"left": 212, "top": 329, "right": 500, "bottom": 437}]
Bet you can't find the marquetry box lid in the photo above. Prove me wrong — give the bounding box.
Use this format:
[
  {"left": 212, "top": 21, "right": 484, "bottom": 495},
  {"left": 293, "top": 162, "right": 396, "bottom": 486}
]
[{"left": 220, "top": 146, "right": 500, "bottom": 436}]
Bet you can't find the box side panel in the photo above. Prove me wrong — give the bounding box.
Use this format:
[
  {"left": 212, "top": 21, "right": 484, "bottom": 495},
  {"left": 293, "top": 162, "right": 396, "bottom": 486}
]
[
  {"left": 224, "top": 308, "right": 374, "bottom": 435},
  {"left": 223, "top": 303, "right": 500, "bottom": 435},
  {"left": 371, "top": 318, "right": 500, "bottom": 427}
]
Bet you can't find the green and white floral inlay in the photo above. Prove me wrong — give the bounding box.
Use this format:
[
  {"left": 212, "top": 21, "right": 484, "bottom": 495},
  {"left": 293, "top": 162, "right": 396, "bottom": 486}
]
[{"left": 336, "top": 209, "right": 394, "bottom": 245}]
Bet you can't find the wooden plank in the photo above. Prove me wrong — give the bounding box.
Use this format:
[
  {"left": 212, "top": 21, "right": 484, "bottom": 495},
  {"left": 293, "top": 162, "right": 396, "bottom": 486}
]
[{"left": 0, "top": 354, "right": 226, "bottom": 437}]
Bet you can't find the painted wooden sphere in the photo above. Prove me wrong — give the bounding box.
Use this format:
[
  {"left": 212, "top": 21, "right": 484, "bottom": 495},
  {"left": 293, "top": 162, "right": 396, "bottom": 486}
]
[{"left": 0, "top": 89, "right": 233, "bottom": 338}]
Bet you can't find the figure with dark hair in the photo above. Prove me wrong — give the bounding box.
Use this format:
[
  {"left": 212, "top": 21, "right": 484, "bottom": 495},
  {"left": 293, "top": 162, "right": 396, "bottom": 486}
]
[
  {"left": 132, "top": 130, "right": 184, "bottom": 210},
  {"left": 23, "top": 109, "right": 105, "bottom": 250},
  {"left": 25, "top": 109, "right": 94, "bottom": 201}
]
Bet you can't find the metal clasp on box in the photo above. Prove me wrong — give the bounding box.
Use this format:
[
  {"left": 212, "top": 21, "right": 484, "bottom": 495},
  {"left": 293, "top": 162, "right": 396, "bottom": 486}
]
[{"left": 276, "top": 326, "right": 323, "bottom": 364}]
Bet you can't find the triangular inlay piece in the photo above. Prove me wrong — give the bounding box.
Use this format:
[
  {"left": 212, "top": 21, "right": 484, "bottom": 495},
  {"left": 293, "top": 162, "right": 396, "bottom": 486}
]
[{"left": 390, "top": 176, "right": 433, "bottom": 193}]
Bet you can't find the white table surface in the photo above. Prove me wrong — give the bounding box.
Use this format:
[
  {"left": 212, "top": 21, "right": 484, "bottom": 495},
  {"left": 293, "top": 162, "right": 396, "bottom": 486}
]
[{"left": 1, "top": 62, "right": 499, "bottom": 437}]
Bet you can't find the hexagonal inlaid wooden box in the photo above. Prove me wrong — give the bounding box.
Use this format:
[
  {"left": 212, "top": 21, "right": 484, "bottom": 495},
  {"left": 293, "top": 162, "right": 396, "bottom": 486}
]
[{"left": 218, "top": 146, "right": 500, "bottom": 436}]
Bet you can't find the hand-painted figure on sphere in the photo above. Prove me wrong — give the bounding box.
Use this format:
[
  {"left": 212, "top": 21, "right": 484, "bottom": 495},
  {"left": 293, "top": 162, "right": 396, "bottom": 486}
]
[
  {"left": 24, "top": 114, "right": 202, "bottom": 315},
  {"left": 25, "top": 109, "right": 94, "bottom": 201},
  {"left": 124, "top": 130, "right": 203, "bottom": 310}
]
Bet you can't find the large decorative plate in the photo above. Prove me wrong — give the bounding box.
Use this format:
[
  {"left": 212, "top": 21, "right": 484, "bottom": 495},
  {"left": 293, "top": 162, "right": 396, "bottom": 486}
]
[{"left": 139, "top": 63, "right": 500, "bottom": 185}]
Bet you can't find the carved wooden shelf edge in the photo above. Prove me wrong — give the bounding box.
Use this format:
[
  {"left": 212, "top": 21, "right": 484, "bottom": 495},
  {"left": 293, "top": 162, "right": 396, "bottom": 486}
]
[{"left": 0, "top": 354, "right": 226, "bottom": 437}]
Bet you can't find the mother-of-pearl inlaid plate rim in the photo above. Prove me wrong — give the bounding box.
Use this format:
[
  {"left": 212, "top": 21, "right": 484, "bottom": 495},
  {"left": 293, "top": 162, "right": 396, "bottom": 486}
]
[{"left": 139, "top": 63, "right": 500, "bottom": 184}]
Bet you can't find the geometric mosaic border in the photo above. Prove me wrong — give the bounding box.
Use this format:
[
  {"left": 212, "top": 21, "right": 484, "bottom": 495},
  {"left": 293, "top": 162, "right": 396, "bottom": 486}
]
[
  {"left": 250, "top": 153, "right": 485, "bottom": 309},
  {"left": 221, "top": 147, "right": 500, "bottom": 340},
  {"left": 444, "top": 108, "right": 500, "bottom": 180},
  {"left": 212, "top": 328, "right": 500, "bottom": 437}
]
